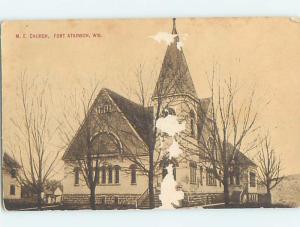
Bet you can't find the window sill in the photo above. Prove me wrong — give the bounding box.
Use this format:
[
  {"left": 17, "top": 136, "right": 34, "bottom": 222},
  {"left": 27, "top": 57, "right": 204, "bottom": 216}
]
[
  {"left": 74, "top": 184, "right": 80, "bottom": 187},
  {"left": 131, "top": 183, "right": 137, "bottom": 185}
]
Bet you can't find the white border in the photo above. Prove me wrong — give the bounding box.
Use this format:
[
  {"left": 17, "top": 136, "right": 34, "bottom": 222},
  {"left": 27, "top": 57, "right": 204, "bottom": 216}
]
[{"left": 1, "top": 1, "right": 300, "bottom": 227}]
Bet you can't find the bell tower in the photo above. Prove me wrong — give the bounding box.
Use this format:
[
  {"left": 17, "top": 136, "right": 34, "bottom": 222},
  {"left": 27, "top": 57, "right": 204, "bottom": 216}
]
[{"left": 152, "top": 18, "right": 199, "bottom": 138}]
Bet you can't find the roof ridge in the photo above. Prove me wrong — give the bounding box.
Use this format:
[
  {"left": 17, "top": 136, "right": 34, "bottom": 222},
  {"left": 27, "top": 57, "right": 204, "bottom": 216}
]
[{"left": 103, "top": 88, "right": 147, "bottom": 109}]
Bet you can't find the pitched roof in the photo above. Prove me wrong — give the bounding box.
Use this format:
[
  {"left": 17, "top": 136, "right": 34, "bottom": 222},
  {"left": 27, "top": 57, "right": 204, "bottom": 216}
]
[
  {"left": 62, "top": 89, "right": 153, "bottom": 160},
  {"left": 235, "top": 151, "right": 256, "bottom": 167},
  {"left": 105, "top": 89, "right": 153, "bottom": 147},
  {"left": 227, "top": 143, "right": 256, "bottom": 167},
  {"left": 153, "top": 19, "right": 198, "bottom": 99},
  {"left": 3, "top": 152, "right": 20, "bottom": 169}
]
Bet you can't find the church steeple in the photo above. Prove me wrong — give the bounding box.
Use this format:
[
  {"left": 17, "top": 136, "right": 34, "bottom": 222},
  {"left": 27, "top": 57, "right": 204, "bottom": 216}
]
[{"left": 152, "top": 18, "right": 198, "bottom": 100}]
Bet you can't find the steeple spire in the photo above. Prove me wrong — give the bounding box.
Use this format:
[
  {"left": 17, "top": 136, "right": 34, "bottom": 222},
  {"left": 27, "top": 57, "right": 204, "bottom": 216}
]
[
  {"left": 152, "top": 18, "right": 198, "bottom": 100},
  {"left": 172, "top": 18, "right": 177, "bottom": 34}
]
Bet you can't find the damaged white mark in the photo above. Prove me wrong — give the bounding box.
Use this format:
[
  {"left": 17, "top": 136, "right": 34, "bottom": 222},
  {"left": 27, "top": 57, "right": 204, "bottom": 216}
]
[
  {"left": 176, "top": 41, "right": 184, "bottom": 50},
  {"left": 149, "top": 32, "right": 188, "bottom": 50},
  {"left": 159, "top": 165, "right": 184, "bottom": 209},
  {"left": 168, "top": 139, "right": 181, "bottom": 158},
  {"left": 149, "top": 32, "right": 177, "bottom": 46},
  {"left": 156, "top": 114, "right": 185, "bottom": 209},
  {"left": 290, "top": 17, "right": 300, "bottom": 23},
  {"left": 156, "top": 115, "right": 185, "bottom": 136}
]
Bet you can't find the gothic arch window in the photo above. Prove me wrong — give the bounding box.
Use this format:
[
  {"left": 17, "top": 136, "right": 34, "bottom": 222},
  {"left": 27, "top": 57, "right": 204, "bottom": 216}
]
[
  {"left": 129, "top": 164, "right": 137, "bottom": 184},
  {"left": 190, "top": 110, "right": 196, "bottom": 137},
  {"left": 114, "top": 165, "right": 121, "bottom": 184},
  {"left": 250, "top": 172, "right": 256, "bottom": 187},
  {"left": 91, "top": 131, "right": 122, "bottom": 156},
  {"left": 101, "top": 166, "right": 106, "bottom": 184},
  {"left": 108, "top": 165, "right": 113, "bottom": 184}
]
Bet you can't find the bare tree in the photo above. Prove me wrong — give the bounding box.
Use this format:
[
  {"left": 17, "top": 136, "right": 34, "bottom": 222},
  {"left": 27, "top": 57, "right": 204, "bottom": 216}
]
[
  {"left": 180, "top": 71, "right": 259, "bottom": 207},
  {"left": 58, "top": 81, "right": 104, "bottom": 210},
  {"left": 202, "top": 76, "right": 258, "bottom": 206},
  {"left": 9, "top": 75, "right": 62, "bottom": 210},
  {"left": 256, "top": 134, "right": 284, "bottom": 205}
]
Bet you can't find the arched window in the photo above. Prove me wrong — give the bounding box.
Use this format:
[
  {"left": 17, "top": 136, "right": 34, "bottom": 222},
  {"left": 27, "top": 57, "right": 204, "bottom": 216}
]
[
  {"left": 190, "top": 110, "right": 196, "bottom": 137},
  {"left": 108, "top": 166, "right": 113, "bottom": 184},
  {"left": 129, "top": 164, "right": 137, "bottom": 184},
  {"left": 101, "top": 166, "right": 106, "bottom": 184},
  {"left": 91, "top": 131, "right": 122, "bottom": 156},
  {"left": 189, "top": 161, "right": 197, "bottom": 184},
  {"left": 114, "top": 165, "right": 120, "bottom": 184},
  {"left": 250, "top": 172, "right": 256, "bottom": 187}
]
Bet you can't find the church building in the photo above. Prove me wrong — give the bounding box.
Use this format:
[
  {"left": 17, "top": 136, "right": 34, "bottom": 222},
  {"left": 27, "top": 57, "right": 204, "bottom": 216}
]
[{"left": 62, "top": 19, "right": 258, "bottom": 209}]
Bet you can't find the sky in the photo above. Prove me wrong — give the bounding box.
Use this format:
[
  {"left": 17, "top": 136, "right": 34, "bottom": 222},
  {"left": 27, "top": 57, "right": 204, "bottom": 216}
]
[{"left": 2, "top": 18, "right": 300, "bottom": 175}]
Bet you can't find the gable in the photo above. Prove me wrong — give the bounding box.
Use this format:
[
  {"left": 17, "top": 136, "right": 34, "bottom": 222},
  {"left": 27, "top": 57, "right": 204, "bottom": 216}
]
[{"left": 62, "top": 89, "right": 153, "bottom": 160}]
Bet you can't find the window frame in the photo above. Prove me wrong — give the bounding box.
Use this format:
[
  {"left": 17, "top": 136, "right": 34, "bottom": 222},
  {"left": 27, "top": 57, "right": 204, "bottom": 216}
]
[
  {"left": 206, "top": 168, "right": 217, "bottom": 186},
  {"left": 130, "top": 164, "right": 137, "bottom": 185},
  {"left": 249, "top": 172, "right": 256, "bottom": 187},
  {"left": 101, "top": 166, "right": 106, "bottom": 184},
  {"left": 189, "top": 161, "right": 197, "bottom": 184},
  {"left": 114, "top": 165, "right": 120, "bottom": 184},
  {"left": 10, "top": 185, "right": 16, "bottom": 195},
  {"left": 108, "top": 166, "right": 113, "bottom": 184}
]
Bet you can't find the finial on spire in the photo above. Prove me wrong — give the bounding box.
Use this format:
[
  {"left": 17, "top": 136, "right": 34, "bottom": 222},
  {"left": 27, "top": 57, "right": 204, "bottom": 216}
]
[{"left": 172, "top": 18, "right": 177, "bottom": 34}]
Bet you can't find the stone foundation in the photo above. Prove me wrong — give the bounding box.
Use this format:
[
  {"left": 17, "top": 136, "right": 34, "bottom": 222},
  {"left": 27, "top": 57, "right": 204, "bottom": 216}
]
[
  {"left": 63, "top": 194, "right": 140, "bottom": 207},
  {"left": 182, "top": 192, "right": 224, "bottom": 207}
]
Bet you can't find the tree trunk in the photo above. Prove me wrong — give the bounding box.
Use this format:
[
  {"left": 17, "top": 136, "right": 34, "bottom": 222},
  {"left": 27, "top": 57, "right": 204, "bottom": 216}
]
[
  {"left": 266, "top": 187, "right": 272, "bottom": 206},
  {"left": 37, "top": 190, "right": 43, "bottom": 210},
  {"left": 223, "top": 171, "right": 230, "bottom": 207},
  {"left": 148, "top": 148, "right": 155, "bottom": 209},
  {"left": 90, "top": 186, "right": 96, "bottom": 210}
]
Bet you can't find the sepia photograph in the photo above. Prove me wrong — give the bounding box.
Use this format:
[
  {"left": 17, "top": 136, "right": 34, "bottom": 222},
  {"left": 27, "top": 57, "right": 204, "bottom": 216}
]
[{"left": 1, "top": 17, "right": 300, "bottom": 211}]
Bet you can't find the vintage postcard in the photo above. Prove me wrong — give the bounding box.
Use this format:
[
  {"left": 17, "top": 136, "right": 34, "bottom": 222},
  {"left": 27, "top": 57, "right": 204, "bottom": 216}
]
[{"left": 1, "top": 18, "right": 300, "bottom": 210}]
